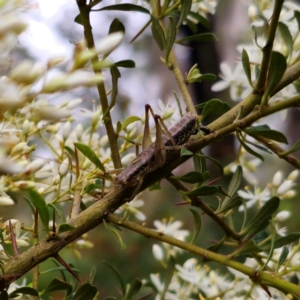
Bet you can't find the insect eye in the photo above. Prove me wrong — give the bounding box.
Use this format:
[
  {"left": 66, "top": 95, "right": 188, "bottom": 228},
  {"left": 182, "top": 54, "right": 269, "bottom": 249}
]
[{"left": 192, "top": 129, "right": 198, "bottom": 135}]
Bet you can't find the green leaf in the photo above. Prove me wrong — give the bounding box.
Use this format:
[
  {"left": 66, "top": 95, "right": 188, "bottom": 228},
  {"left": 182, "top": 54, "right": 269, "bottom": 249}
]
[
  {"left": 103, "top": 219, "right": 126, "bottom": 250},
  {"left": 261, "top": 232, "right": 300, "bottom": 250},
  {"left": 48, "top": 203, "right": 66, "bottom": 223},
  {"left": 278, "top": 22, "right": 293, "bottom": 57},
  {"left": 149, "top": 181, "right": 161, "bottom": 191},
  {"left": 242, "top": 49, "right": 253, "bottom": 88},
  {"left": 89, "top": 266, "right": 96, "bottom": 285},
  {"left": 240, "top": 197, "right": 280, "bottom": 237},
  {"left": 74, "top": 143, "right": 106, "bottom": 172},
  {"left": 265, "top": 51, "right": 287, "bottom": 97},
  {"left": 216, "top": 195, "right": 242, "bottom": 214},
  {"left": 9, "top": 287, "right": 39, "bottom": 298},
  {"left": 120, "top": 116, "right": 140, "bottom": 131},
  {"left": 199, "top": 154, "right": 224, "bottom": 176},
  {"left": 244, "top": 125, "right": 288, "bottom": 144},
  {"left": 180, "top": 147, "right": 193, "bottom": 156},
  {"left": 252, "top": 25, "right": 262, "bottom": 49},
  {"left": 176, "top": 33, "right": 216, "bottom": 44},
  {"left": 294, "top": 11, "right": 300, "bottom": 31},
  {"left": 207, "top": 235, "right": 226, "bottom": 253},
  {"left": 125, "top": 278, "right": 142, "bottom": 299},
  {"left": 23, "top": 196, "right": 35, "bottom": 215},
  {"left": 74, "top": 14, "right": 82, "bottom": 25},
  {"left": 109, "top": 18, "right": 125, "bottom": 34},
  {"left": 200, "top": 99, "right": 231, "bottom": 120},
  {"left": 72, "top": 283, "right": 97, "bottom": 300},
  {"left": 165, "top": 17, "right": 177, "bottom": 63},
  {"left": 57, "top": 223, "right": 74, "bottom": 234},
  {"left": 189, "top": 208, "right": 201, "bottom": 243},
  {"left": 227, "top": 165, "right": 242, "bottom": 197},
  {"left": 102, "top": 260, "right": 126, "bottom": 296},
  {"left": 280, "top": 139, "right": 300, "bottom": 156},
  {"left": 277, "top": 246, "right": 289, "bottom": 271},
  {"left": 102, "top": 66, "right": 120, "bottom": 118},
  {"left": 237, "top": 133, "right": 264, "bottom": 161},
  {"left": 41, "top": 278, "right": 73, "bottom": 296},
  {"left": 182, "top": 185, "right": 227, "bottom": 197},
  {"left": 171, "top": 171, "right": 203, "bottom": 184},
  {"left": 177, "top": 0, "right": 192, "bottom": 28},
  {"left": 231, "top": 240, "right": 262, "bottom": 256},
  {"left": 95, "top": 4, "right": 150, "bottom": 14},
  {"left": 29, "top": 190, "right": 49, "bottom": 235},
  {"left": 151, "top": 16, "right": 165, "bottom": 50},
  {"left": 114, "top": 60, "right": 135, "bottom": 68},
  {"left": 188, "top": 12, "right": 211, "bottom": 29}
]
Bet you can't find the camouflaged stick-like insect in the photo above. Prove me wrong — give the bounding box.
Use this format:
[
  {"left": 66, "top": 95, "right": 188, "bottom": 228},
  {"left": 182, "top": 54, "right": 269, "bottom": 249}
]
[{"left": 116, "top": 105, "right": 197, "bottom": 186}]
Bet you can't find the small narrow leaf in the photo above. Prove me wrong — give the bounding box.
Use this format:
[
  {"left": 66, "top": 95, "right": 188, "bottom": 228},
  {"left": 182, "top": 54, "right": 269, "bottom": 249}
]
[
  {"left": 294, "top": 11, "right": 300, "bottom": 31},
  {"left": 102, "top": 260, "right": 126, "bottom": 295},
  {"left": 114, "top": 60, "right": 135, "bottom": 68},
  {"left": 277, "top": 246, "right": 289, "bottom": 271},
  {"left": 57, "top": 223, "right": 74, "bottom": 234},
  {"left": 73, "top": 283, "right": 98, "bottom": 300},
  {"left": 180, "top": 147, "right": 193, "bottom": 156},
  {"left": 171, "top": 171, "right": 203, "bottom": 184},
  {"left": 201, "top": 99, "right": 231, "bottom": 120},
  {"left": 188, "top": 12, "right": 211, "bottom": 29},
  {"left": 189, "top": 208, "right": 201, "bottom": 243},
  {"left": 265, "top": 51, "right": 287, "bottom": 97},
  {"left": 9, "top": 287, "right": 39, "bottom": 298},
  {"left": 242, "top": 49, "right": 253, "bottom": 88},
  {"left": 120, "top": 116, "right": 140, "bottom": 131},
  {"left": 237, "top": 134, "right": 264, "bottom": 161},
  {"left": 109, "top": 18, "right": 125, "bottom": 34},
  {"left": 278, "top": 22, "right": 293, "bottom": 57},
  {"left": 165, "top": 17, "right": 177, "bottom": 63},
  {"left": 151, "top": 16, "right": 165, "bottom": 50},
  {"left": 280, "top": 139, "right": 300, "bottom": 156},
  {"left": 227, "top": 165, "right": 242, "bottom": 197},
  {"left": 74, "top": 142, "right": 106, "bottom": 172},
  {"left": 244, "top": 125, "right": 288, "bottom": 144},
  {"left": 41, "top": 278, "right": 72, "bottom": 296},
  {"left": 176, "top": 33, "right": 216, "bottom": 44},
  {"left": 103, "top": 220, "right": 126, "bottom": 249},
  {"left": 216, "top": 196, "right": 242, "bottom": 214},
  {"left": 29, "top": 190, "right": 49, "bottom": 234},
  {"left": 177, "top": 0, "right": 192, "bottom": 28},
  {"left": 125, "top": 278, "right": 142, "bottom": 299},
  {"left": 240, "top": 197, "right": 280, "bottom": 237},
  {"left": 183, "top": 185, "right": 226, "bottom": 197},
  {"left": 261, "top": 232, "right": 300, "bottom": 250},
  {"left": 95, "top": 4, "right": 150, "bottom": 14}
]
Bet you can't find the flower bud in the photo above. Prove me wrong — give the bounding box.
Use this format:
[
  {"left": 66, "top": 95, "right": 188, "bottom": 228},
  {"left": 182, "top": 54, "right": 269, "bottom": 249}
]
[
  {"left": 11, "top": 142, "right": 30, "bottom": 156},
  {"left": 13, "top": 180, "right": 36, "bottom": 190},
  {"left": 272, "top": 171, "right": 283, "bottom": 187},
  {"left": 59, "top": 158, "right": 69, "bottom": 176},
  {"left": 0, "top": 196, "right": 14, "bottom": 206},
  {"left": 9, "top": 60, "right": 45, "bottom": 85},
  {"left": 95, "top": 32, "right": 124, "bottom": 55},
  {"left": 62, "top": 122, "right": 71, "bottom": 140},
  {"left": 24, "top": 159, "right": 46, "bottom": 174},
  {"left": 47, "top": 56, "right": 65, "bottom": 68}
]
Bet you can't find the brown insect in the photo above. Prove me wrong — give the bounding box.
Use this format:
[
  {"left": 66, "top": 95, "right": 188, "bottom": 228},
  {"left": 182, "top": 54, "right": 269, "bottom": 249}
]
[{"left": 116, "top": 105, "right": 197, "bottom": 187}]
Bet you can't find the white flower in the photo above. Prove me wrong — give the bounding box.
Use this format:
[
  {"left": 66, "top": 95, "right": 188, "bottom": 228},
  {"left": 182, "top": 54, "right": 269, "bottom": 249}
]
[
  {"left": 153, "top": 219, "right": 189, "bottom": 240},
  {"left": 152, "top": 244, "right": 164, "bottom": 261},
  {"left": 176, "top": 258, "right": 206, "bottom": 285},
  {"left": 238, "top": 186, "right": 270, "bottom": 210},
  {"left": 116, "top": 195, "right": 146, "bottom": 221}
]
